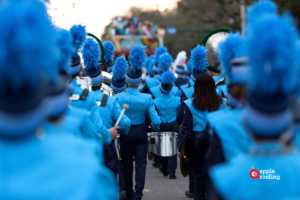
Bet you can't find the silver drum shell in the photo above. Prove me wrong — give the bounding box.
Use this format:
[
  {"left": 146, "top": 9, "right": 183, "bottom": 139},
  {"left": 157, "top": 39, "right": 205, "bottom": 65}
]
[
  {"left": 115, "top": 134, "right": 121, "bottom": 159},
  {"left": 150, "top": 132, "right": 178, "bottom": 157}
]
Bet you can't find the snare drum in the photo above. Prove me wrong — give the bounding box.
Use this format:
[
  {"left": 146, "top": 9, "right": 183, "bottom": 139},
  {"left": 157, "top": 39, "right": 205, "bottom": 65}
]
[{"left": 150, "top": 132, "right": 178, "bottom": 157}]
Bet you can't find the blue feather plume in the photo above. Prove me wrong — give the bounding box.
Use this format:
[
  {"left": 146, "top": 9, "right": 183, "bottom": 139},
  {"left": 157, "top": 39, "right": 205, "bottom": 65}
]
[
  {"left": 246, "top": 0, "right": 277, "bottom": 21},
  {"left": 154, "top": 46, "right": 167, "bottom": 64},
  {"left": 113, "top": 57, "right": 128, "bottom": 81},
  {"left": 218, "top": 33, "right": 246, "bottom": 79},
  {"left": 246, "top": 13, "right": 299, "bottom": 95},
  {"left": 0, "top": 0, "right": 58, "bottom": 92},
  {"left": 191, "top": 45, "right": 208, "bottom": 72},
  {"left": 129, "top": 45, "right": 146, "bottom": 73},
  {"left": 82, "top": 38, "right": 100, "bottom": 70},
  {"left": 159, "top": 53, "right": 173, "bottom": 72},
  {"left": 56, "top": 29, "right": 72, "bottom": 72},
  {"left": 70, "top": 24, "right": 86, "bottom": 56},
  {"left": 186, "top": 60, "right": 193, "bottom": 74},
  {"left": 145, "top": 55, "right": 154, "bottom": 73},
  {"left": 149, "top": 60, "right": 155, "bottom": 74},
  {"left": 103, "top": 41, "right": 115, "bottom": 62},
  {"left": 161, "top": 71, "right": 175, "bottom": 85}
]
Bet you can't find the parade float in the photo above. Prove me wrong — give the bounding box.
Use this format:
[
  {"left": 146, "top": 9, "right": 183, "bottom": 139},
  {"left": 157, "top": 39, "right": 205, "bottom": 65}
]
[{"left": 102, "top": 17, "right": 165, "bottom": 56}]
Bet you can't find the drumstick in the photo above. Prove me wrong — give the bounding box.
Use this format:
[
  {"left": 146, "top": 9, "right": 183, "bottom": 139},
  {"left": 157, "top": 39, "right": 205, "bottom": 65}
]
[{"left": 115, "top": 104, "right": 129, "bottom": 127}]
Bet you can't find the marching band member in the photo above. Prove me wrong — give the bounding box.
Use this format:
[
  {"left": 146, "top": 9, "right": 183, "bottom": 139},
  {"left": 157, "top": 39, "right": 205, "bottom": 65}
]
[
  {"left": 92, "top": 55, "right": 132, "bottom": 175},
  {"left": 111, "top": 57, "right": 131, "bottom": 199},
  {"left": 177, "top": 45, "right": 210, "bottom": 125},
  {"left": 149, "top": 52, "right": 181, "bottom": 170},
  {"left": 150, "top": 53, "right": 182, "bottom": 99},
  {"left": 141, "top": 46, "right": 167, "bottom": 93},
  {"left": 48, "top": 29, "right": 96, "bottom": 140},
  {"left": 80, "top": 37, "right": 119, "bottom": 144},
  {"left": 93, "top": 56, "right": 131, "bottom": 200},
  {"left": 174, "top": 51, "right": 189, "bottom": 91},
  {"left": 178, "top": 45, "right": 225, "bottom": 200},
  {"left": 103, "top": 41, "right": 116, "bottom": 73},
  {"left": 68, "top": 25, "right": 118, "bottom": 144},
  {"left": 153, "top": 71, "right": 181, "bottom": 179},
  {"left": 209, "top": 11, "right": 300, "bottom": 200},
  {"left": 0, "top": 1, "right": 117, "bottom": 199},
  {"left": 116, "top": 45, "right": 161, "bottom": 200},
  {"left": 204, "top": 33, "right": 253, "bottom": 200}
]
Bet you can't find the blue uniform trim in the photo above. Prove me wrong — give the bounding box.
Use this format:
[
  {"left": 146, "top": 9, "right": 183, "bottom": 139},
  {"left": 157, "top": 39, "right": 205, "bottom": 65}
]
[
  {"left": 126, "top": 75, "right": 142, "bottom": 85},
  {"left": 151, "top": 86, "right": 181, "bottom": 99},
  {"left": 245, "top": 105, "right": 292, "bottom": 137},
  {"left": 175, "top": 68, "right": 185, "bottom": 74},
  {"left": 44, "top": 91, "right": 69, "bottom": 119},
  {"left": 111, "top": 83, "right": 127, "bottom": 93},
  {"left": 153, "top": 65, "right": 160, "bottom": 73},
  {"left": 91, "top": 73, "right": 103, "bottom": 86},
  {"left": 159, "top": 84, "right": 171, "bottom": 94},
  {"left": 107, "top": 65, "right": 113, "bottom": 73},
  {"left": 70, "top": 63, "right": 80, "bottom": 75},
  {"left": 0, "top": 103, "right": 46, "bottom": 137}
]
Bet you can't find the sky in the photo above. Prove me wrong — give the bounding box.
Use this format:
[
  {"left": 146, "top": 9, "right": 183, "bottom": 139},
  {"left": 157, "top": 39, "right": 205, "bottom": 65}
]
[{"left": 48, "top": 0, "right": 177, "bottom": 38}]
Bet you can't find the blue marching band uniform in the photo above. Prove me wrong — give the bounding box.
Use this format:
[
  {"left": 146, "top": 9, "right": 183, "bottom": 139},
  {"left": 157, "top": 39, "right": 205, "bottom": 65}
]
[{"left": 2, "top": 0, "right": 300, "bottom": 200}]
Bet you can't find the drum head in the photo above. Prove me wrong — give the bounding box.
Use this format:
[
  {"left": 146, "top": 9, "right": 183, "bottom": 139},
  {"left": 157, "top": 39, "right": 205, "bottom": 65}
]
[
  {"left": 180, "top": 137, "right": 192, "bottom": 177},
  {"left": 201, "top": 29, "right": 230, "bottom": 73}
]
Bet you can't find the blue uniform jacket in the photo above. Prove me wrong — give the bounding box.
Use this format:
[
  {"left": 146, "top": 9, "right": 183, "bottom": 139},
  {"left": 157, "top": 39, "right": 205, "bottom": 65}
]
[
  {"left": 207, "top": 109, "right": 253, "bottom": 162},
  {"left": 93, "top": 90, "right": 131, "bottom": 134},
  {"left": 153, "top": 95, "right": 181, "bottom": 123},
  {"left": 63, "top": 107, "right": 96, "bottom": 139},
  {"left": 189, "top": 79, "right": 194, "bottom": 88},
  {"left": 70, "top": 80, "right": 111, "bottom": 144},
  {"left": 178, "top": 98, "right": 224, "bottom": 152},
  {"left": 146, "top": 76, "right": 160, "bottom": 90},
  {"left": 213, "top": 75, "right": 222, "bottom": 83},
  {"left": 0, "top": 128, "right": 118, "bottom": 199},
  {"left": 115, "top": 88, "right": 161, "bottom": 131},
  {"left": 210, "top": 142, "right": 300, "bottom": 200}
]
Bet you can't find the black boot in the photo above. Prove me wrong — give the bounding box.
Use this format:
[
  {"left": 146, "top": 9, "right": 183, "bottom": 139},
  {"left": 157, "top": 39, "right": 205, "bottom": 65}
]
[
  {"left": 185, "top": 190, "right": 194, "bottom": 198},
  {"left": 162, "top": 171, "right": 169, "bottom": 176},
  {"left": 148, "top": 153, "right": 153, "bottom": 160},
  {"left": 169, "top": 173, "right": 176, "bottom": 179},
  {"left": 152, "top": 162, "right": 160, "bottom": 168}
]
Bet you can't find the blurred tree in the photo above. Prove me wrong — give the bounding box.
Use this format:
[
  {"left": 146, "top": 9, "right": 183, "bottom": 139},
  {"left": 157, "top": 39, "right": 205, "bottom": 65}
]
[{"left": 101, "top": 0, "right": 300, "bottom": 58}]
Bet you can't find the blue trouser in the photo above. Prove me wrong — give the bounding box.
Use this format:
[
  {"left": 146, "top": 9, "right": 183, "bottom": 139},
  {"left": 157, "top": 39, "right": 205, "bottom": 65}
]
[
  {"left": 191, "top": 130, "right": 209, "bottom": 200},
  {"left": 153, "top": 154, "right": 161, "bottom": 164},
  {"left": 118, "top": 160, "right": 125, "bottom": 191},
  {"left": 120, "top": 124, "right": 148, "bottom": 200},
  {"left": 104, "top": 140, "right": 118, "bottom": 174},
  {"left": 160, "top": 154, "right": 177, "bottom": 174},
  {"left": 189, "top": 167, "right": 195, "bottom": 193},
  {"left": 159, "top": 121, "right": 179, "bottom": 174}
]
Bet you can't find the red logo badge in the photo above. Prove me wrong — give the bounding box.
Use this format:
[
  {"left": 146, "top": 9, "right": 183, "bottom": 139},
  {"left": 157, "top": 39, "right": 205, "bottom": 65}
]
[{"left": 250, "top": 166, "right": 259, "bottom": 179}]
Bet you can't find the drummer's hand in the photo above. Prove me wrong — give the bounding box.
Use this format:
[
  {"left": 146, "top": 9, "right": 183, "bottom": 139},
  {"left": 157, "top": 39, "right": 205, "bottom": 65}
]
[
  {"left": 110, "top": 126, "right": 119, "bottom": 140},
  {"left": 150, "top": 124, "right": 154, "bottom": 131},
  {"left": 178, "top": 152, "right": 181, "bottom": 158}
]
